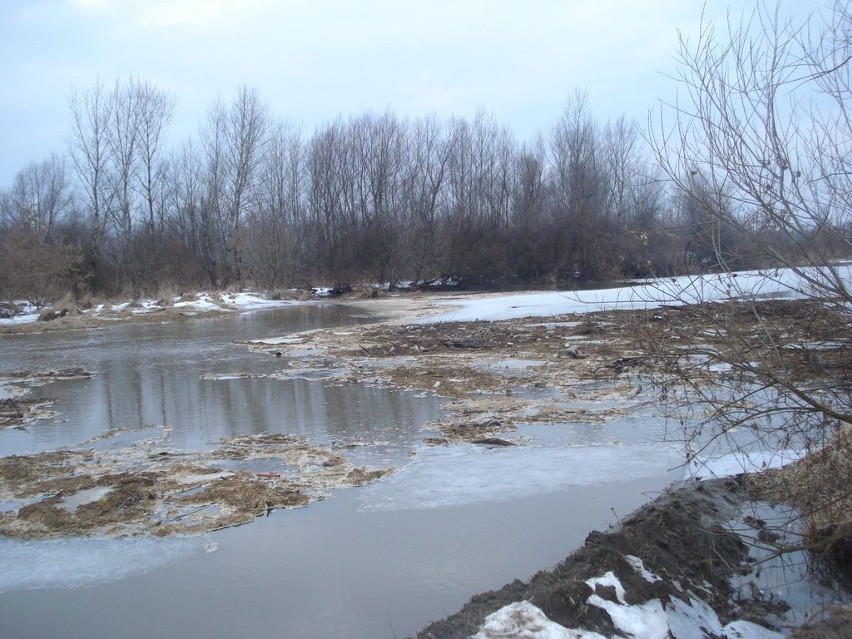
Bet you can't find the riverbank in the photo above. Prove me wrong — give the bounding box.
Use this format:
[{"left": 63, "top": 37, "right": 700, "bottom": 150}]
[
  {"left": 1, "top": 285, "right": 850, "bottom": 636},
  {"left": 415, "top": 476, "right": 851, "bottom": 638}
]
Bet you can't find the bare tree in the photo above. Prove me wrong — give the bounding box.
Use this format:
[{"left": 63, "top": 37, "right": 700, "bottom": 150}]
[
  {"left": 350, "top": 111, "right": 406, "bottom": 283},
  {"left": 134, "top": 79, "right": 176, "bottom": 233},
  {"left": 240, "top": 120, "right": 305, "bottom": 288},
  {"left": 105, "top": 79, "right": 143, "bottom": 278},
  {"left": 547, "top": 91, "right": 610, "bottom": 279},
  {"left": 306, "top": 118, "right": 349, "bottom": 279},
  {"left": 69, "top": 81, "right": 114, "bottom": 250},
  {"left": 648, "top": 0, "right": 852, "bottom": 557},
  {"left": 443, "top": 110, "right": 515, "bottom": 279},
  {"left": 400, "top": 115, "right": 453, "bottom": 282},
  {"left": 509, "top": 138, "right": 549, "bottom": 280},
  {"left": 199, "top": 86, "right": 270, "bottom": 284},
  {"left": 0, "top": 154, "right": 72, "bottom": 241}
]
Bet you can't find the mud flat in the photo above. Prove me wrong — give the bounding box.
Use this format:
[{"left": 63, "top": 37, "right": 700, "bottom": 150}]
[
  {"left": 0, "top": 368, "right": 93, "bottom": 428},
  {"left": 0, "top": 365, "right": 392, "bottom": 539}
]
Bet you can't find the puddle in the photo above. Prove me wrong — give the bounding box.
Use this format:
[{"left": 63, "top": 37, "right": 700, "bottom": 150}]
[{"left": 728, "top": 501, "right": 852, "bottom": 630}]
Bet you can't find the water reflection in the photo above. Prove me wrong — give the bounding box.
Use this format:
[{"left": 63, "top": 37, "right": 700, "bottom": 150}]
[{"left": 0, "top": 304, "right": 442, "bottom": 458}]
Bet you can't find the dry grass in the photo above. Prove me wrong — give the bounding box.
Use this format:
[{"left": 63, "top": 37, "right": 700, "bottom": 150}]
[{"left": 750, "top": 426, "right": 852, "bottom": 558}]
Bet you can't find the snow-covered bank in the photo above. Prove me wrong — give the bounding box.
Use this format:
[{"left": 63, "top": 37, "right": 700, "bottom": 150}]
[
  {"left": 4, "top": 263, "right": 850, "bottom": 329},
  {"left": 417, "top": 479, "right": 850, "bottom": 639},
  {"left": 0, "top": 291, "right": 301, "bottom": 328},
  {"left": 424, "top": 265, "right": 852, "bottom": 323}
]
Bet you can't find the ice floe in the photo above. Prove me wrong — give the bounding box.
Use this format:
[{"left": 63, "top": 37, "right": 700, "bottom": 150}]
[
  {"left": 687, "top": 449, "right": 805, "bottom": 480},
  {"left": 0, "top": 535, "right": 214, "bottom": 593},
  {"left": 359, "top": 440, "right": 680, "bottom": 511}
]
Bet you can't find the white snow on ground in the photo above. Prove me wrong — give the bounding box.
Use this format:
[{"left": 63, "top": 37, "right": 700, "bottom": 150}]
[
  {"left": 3, "top": 264, "right": 850, "bottom": 326},
  {"left": 472, "top": 601, "right": 607, "bottom": 639},
  {"left": 219, "top": 291, "right": 294, "bottom": 310},
  {"left": 0, "top": 291, "right": 299, "bottom": 326},
  {"left": 474, "top": 559, "right": 785, "bottom": 639},
  {"left": 425, "top": 265, "right": 852, "bottom": 323},
  {"left": 0, "top": 312, "right": 39, "bottom": 325},
  {"left": 172, "top": 292, "right": 225, "bottom": 312},
  {"left": 686, "top": 449, "right": 805, "bottom": 481},
  {"left": 625, "top": 555, "right": 662, "bottom": 583},
  {"left": 0, "top": 535, "right": 215, "bottom": 593}
]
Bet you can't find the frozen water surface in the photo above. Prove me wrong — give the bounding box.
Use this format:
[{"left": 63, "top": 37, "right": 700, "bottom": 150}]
[
  {"left": 360, "top": 418, "right": 682, "bottom": 512},
  {"left": 427, "top": 265, "right": 852, "bottom": 322},
  {"left": 0, "top": 535, "right": 214, "bottom": 593}
]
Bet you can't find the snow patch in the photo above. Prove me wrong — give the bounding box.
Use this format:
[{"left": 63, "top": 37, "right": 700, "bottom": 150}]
[
  {"left": 0, "top": 312, "right": 40, "bottom": 326},
  {"left": 476, "top": 566, "right": 785, "bottom": 639},
  {"left": 472, "top": 601, "right": 606, "bottom": 639},
  {"left": 625, "top": 555, "right": 662, "bottom": 583},
  {"left": 55, "top": 487, "right": 113, "bottom": 513},
  {"left": 425, "top": 265, "right": 852, "bottom": 323}
]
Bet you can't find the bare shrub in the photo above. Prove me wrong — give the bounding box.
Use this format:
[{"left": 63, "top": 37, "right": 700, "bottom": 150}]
[
  {"left": 0, "top": 230, "right": 83, "bottom": 308},
  {"left": 648, "top": 0, "right": 852, "bottom": 559}
]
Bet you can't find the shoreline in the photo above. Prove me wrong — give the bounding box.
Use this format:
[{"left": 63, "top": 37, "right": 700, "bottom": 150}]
[
  {"left": 1, "top": 291, "right": 850, "bottom": 636},
  {"left": 415, "top": 477, "right": 850, "bottom": 638}
]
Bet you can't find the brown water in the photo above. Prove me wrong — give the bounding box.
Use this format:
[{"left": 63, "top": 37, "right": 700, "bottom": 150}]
[{"left": 0, "top": 303, "right": 681, "bottom": 638}]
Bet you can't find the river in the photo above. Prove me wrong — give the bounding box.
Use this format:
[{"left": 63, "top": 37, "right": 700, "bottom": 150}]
[{"left": 0, "top": 303, "right": 681, "bottom": 638}]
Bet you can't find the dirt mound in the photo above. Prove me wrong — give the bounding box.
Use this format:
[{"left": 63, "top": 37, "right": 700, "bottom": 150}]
[{"left": 416, "top": 478, "right": 755, "bottom": 638}]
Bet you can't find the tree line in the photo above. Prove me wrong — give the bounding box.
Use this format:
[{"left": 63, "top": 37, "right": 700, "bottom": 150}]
[{"left": 0, "top": 79, "right": 844, "bottom": 304}]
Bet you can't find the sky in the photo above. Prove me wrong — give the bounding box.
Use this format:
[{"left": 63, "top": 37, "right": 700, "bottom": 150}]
[{"left": 0, "top": 0, "right": 764, "bottom": 188}]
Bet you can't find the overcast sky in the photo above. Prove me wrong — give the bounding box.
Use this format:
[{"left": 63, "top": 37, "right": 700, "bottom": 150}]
[{"left": 0, "top": 0, "right": 760, "bottom": 187}]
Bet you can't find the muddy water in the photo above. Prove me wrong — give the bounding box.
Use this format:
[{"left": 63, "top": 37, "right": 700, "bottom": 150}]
[{"left": 0, "top": 304, "right": 681, "bottom": 639}]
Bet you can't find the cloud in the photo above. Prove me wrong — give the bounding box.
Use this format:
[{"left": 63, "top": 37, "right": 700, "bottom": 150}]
[
  {"left": 64, "top": 0, "right": 279, "bottom": 30},
  {"left": 138, "top": 0, "right": 278, "bottom": 29},
  {"left": 66, "top": 0, "right": 114, "bottom": 10}
]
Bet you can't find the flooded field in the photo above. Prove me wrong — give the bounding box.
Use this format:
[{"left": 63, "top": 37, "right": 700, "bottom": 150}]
[{"left": 0, "top": 301, "right": 684, "bottom": 638}]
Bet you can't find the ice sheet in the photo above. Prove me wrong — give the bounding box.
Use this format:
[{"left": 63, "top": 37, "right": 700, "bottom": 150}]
[
  {"left": 359, "top": 441, "right": 678, "bottom": 511},
  {"left": 0, "top": 535, "right": 214, "bottom": 593},
  {"left": 425, "top": 265, "right": 852, "bottom": 323},
  {"left": 686, "top": 449, "right": 804, "bottom": 480}
]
